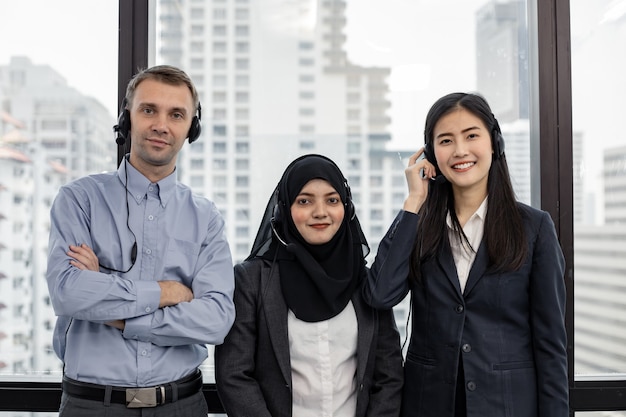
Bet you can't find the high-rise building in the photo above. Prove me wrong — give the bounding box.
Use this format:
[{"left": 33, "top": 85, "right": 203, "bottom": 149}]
[
  {"left": 475, "top": 0, "right": 529, "bottom": 123},
  {"left": 574, "top": 145, "right": 626, "bottom": 374},
  {"left": 0, "top": 56, "right": 116, "bottom": 377},
  {"left": 158, "top": 0, "right": 395, "bottom": 264}
]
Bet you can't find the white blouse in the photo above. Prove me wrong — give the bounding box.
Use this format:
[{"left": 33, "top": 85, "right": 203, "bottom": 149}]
[
  {"left": 447, "top": 197, "right": 487, "bottom": 293},
  {"left": 288, "top": 300, "right": 358, "bottom": 417}
]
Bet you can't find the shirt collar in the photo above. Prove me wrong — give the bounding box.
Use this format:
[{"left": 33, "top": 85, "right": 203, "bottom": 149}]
[
  {"left": 446, "top": 196, "right": 489, "bottom": 229},
  {"left": 117, "top": 155, "right": 177, "bottom": 207}
]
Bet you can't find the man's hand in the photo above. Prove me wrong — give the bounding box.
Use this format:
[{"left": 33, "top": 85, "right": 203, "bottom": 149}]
[
  {"left": 68, "top": 244, "right": 99, "bottom": 271},
  {"left": 106, "top": 320, "right": 125, "bottom": 330},
  {"left": 158, "top": 281, "right": 194, "bottom": 307}
]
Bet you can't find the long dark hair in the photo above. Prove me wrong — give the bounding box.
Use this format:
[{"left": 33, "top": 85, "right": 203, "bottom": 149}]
[{"left": 409, "top": 92, "right": 527, "bottom": 285}]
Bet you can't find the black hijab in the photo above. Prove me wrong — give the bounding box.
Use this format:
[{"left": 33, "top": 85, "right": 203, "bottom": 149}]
[{"left": 248, "top": 154, "right": 369, "bottom": 322}]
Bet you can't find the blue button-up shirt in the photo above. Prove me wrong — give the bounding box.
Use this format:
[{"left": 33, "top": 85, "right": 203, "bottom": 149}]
[{"left": 47, "top": 157, "right": 235, "bottom": 386}]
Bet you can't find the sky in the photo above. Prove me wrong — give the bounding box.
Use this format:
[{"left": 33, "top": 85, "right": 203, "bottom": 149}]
[{"left": 0, "top": 0, "right": 119, "bottom": 118}]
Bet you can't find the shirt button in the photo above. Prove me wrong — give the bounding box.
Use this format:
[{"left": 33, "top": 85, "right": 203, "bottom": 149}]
[
  {"left": 145, "top": 307, "right": 151, "bottom": 313},
  {"left": 462, "top": 344, "right": 472, "bottom": 353},
  {"left": 149, "top": 186, "right": 154, "bottom": 192},
  {"left": 467, "top": 381, "right": 476, "bottom": 391},
  {"left": 148, "top": 215, "right": 154, "bottom": 220},
  {"left": 146, "top": 249, "right": 152, "bottom": 255},
  {"left": 141, "top": 350, "right": 147, "bottom": 356},
  {"left": 455, "top": 304, "right": 464, "bottom": 313}
]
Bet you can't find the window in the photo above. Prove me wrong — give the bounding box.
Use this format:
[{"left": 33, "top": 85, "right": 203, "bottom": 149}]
[
  {"left": 570, "top": 0, "right": 626, "bottom": 380},
  {"left": 213, "top": 159, "right": 227, "bottom": 170},
  {"left": 235, "top": 58, "right": 249, "bottom": 70},
  {"left": 235, "top": 75, "right": 249, "bottom": 86},
  {"left": 213, "top": 41, "right": 227, "bottom": 53},
  {"left": 236, "top": 141, "right": 249, "bottom": 154},
  {"left": 213, "top": 108, "right": 227, "bottom": 120},
  {"left": 235, "top": 42, "right": 249, "bottom": 53},
  {"left": 213, "top": 91, "right": 226, "bottom": 102},
  {"left": 299, "top": 74, "right": 315, "bottom": 83},
  {"left": 213, "top": 25, "right": 226, "bottom": 36},
  {"left": 235, "top": 108, "right": 249, "bottom": 119},
  {"left": 213, "top": 75, "right": 227, "bottom": 87},
  {"left": 1, "top": 0, "right": 621, "bottom": 414},
  {"left": 235, "top": 125, "right": 249, "bottom": 137},
  {"left": 235, "top": 25, "right": 249, "bottom": 37},
  {"left": 235, "top": 192, "right": 249, "bottom": 203},
  {"left": 213, "top": 125, "right": 227, "bottom": 136},
  {"left": 213, "top": 58, "right": 227, "bottom": 70},
  {"left": 235, "top": 159, "right": 249, "bottom": 170},
  {"left": 235, "top": 9, "right": 249, "bottom": 20}
]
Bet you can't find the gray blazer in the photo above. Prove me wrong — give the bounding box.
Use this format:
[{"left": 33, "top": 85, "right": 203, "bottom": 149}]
[{"left": 215, "top": 258, "right": 404, "bottom": 417}]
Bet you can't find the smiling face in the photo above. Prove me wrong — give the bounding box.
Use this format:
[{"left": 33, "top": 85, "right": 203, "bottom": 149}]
[
  {"left": 290, "top": 179, "right": 345, "bottom": 245},
  {"left": 432, "top": 107, "right": 493, "bottom": 196},
  {"left": 128, "top": 78, "right": 195, "bottom": 182}
]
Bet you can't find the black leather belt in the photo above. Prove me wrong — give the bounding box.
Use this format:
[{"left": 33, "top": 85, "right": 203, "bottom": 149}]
[{"left": 62, "top": 370, "right": 203, "bottom": 408}]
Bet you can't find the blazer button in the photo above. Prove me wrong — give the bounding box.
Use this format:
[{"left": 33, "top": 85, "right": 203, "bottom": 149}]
[
  {"left": 467, "top": 381, "right": 476, "bottom": 391},
  {"left": 455, "top": 304, "right": 464, "bottom": 313},
  {"left": 462, "top": 343, "right": 471, "bottom": 353}
]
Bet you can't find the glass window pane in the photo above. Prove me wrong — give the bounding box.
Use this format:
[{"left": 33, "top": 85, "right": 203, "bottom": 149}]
[
  {"left": 571, "top": 0, "right": 626, "bottom": 377},
  {"left": 0, "top": 0, "right": 118, "bottom": 382},
  {"left": 154, "top": 0, "right": 532, "bottom": 383}
]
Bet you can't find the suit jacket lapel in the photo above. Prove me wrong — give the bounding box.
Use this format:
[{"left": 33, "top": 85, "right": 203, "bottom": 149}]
[
  {"left": 261, "top": 262, "right": 292, "bottom": 385},
  {"left": 352, "top": 293, "right": 373, "bottom": 385},
  {"left": 437, "top": 241, "right": 463, "bottom": 296}
]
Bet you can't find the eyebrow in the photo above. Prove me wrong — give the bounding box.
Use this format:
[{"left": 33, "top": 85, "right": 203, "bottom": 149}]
[
  {"left": 139, "top": 102, "right": 189, "bottom": 116},
  {"left": 296, "top": 191, "right": 340, "bottom": 198},
  {"left": 435, "top": 125, "right": 482, "bottom": 139}
]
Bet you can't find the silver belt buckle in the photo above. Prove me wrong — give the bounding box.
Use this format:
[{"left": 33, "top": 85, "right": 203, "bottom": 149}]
[{"left": 126, "top": 386, "right": 164, "bottom": 408}]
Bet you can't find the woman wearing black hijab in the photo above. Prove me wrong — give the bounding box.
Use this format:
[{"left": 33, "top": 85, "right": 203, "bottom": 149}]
[{"left": 215, "top": 154, "right": 404, "bottom": 417}]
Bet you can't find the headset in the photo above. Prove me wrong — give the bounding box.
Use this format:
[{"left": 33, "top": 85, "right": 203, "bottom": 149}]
[
  {"left": 423, "top": 116, "right": 505, "bottom": 168},
  {"left": 113, "top": 98, "right": 202, "bottom": 146}
]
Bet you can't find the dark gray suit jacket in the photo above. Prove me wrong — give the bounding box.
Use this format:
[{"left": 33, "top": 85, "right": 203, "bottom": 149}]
[
  {"left": 365, "top": 206, "right": 569, "bottom": 417},
  {"left": 215, "top": 257, "right": 404, "bottom": 417}
]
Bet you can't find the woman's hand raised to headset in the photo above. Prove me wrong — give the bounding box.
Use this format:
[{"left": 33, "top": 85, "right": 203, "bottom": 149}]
[{"left": 403, "top": 148, "right": 436, "bottom": 214}]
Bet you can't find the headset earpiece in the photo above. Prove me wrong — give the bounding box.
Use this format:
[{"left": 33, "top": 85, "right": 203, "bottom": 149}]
[
  {"left": 187, "top": 103, "right": 202, "bottom": 143},
  {"left": 187, "top": 115, "right": 201, "bottom": 143},
  {"left": 491, "top": 117, "right": 505, "bottom": 160},
  {"left": 423, "top": 142, "right": 436, "bottom": 165},
  {"left": 343, "top": 180, "right": 356, "bottom": 220},
  {"left": 272, "top": 203, "right": 282, "bottom": 224},
  {"left": 114, "top": 99, "right": 130, "bottom": 146},
  {"left": 492, "top": 130, "right": 505, "bottom": 159}
]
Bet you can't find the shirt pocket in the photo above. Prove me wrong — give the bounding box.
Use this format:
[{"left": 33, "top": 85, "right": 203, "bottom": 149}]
[{"left": 162, "top": 237, "right": 201, "bottom": 285}]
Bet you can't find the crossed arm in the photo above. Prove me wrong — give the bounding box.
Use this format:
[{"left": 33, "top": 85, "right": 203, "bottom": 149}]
[{"left": 67, "top": 243, "right": 193, "bottom": 330}]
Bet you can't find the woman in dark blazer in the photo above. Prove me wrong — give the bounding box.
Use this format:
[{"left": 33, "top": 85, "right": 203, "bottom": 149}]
[
  {"left": 364, "top": 93, "right": 569, "bottom": 417},
  {"left": 215, "top": 154, "right": 403, "bottom": 417}
]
